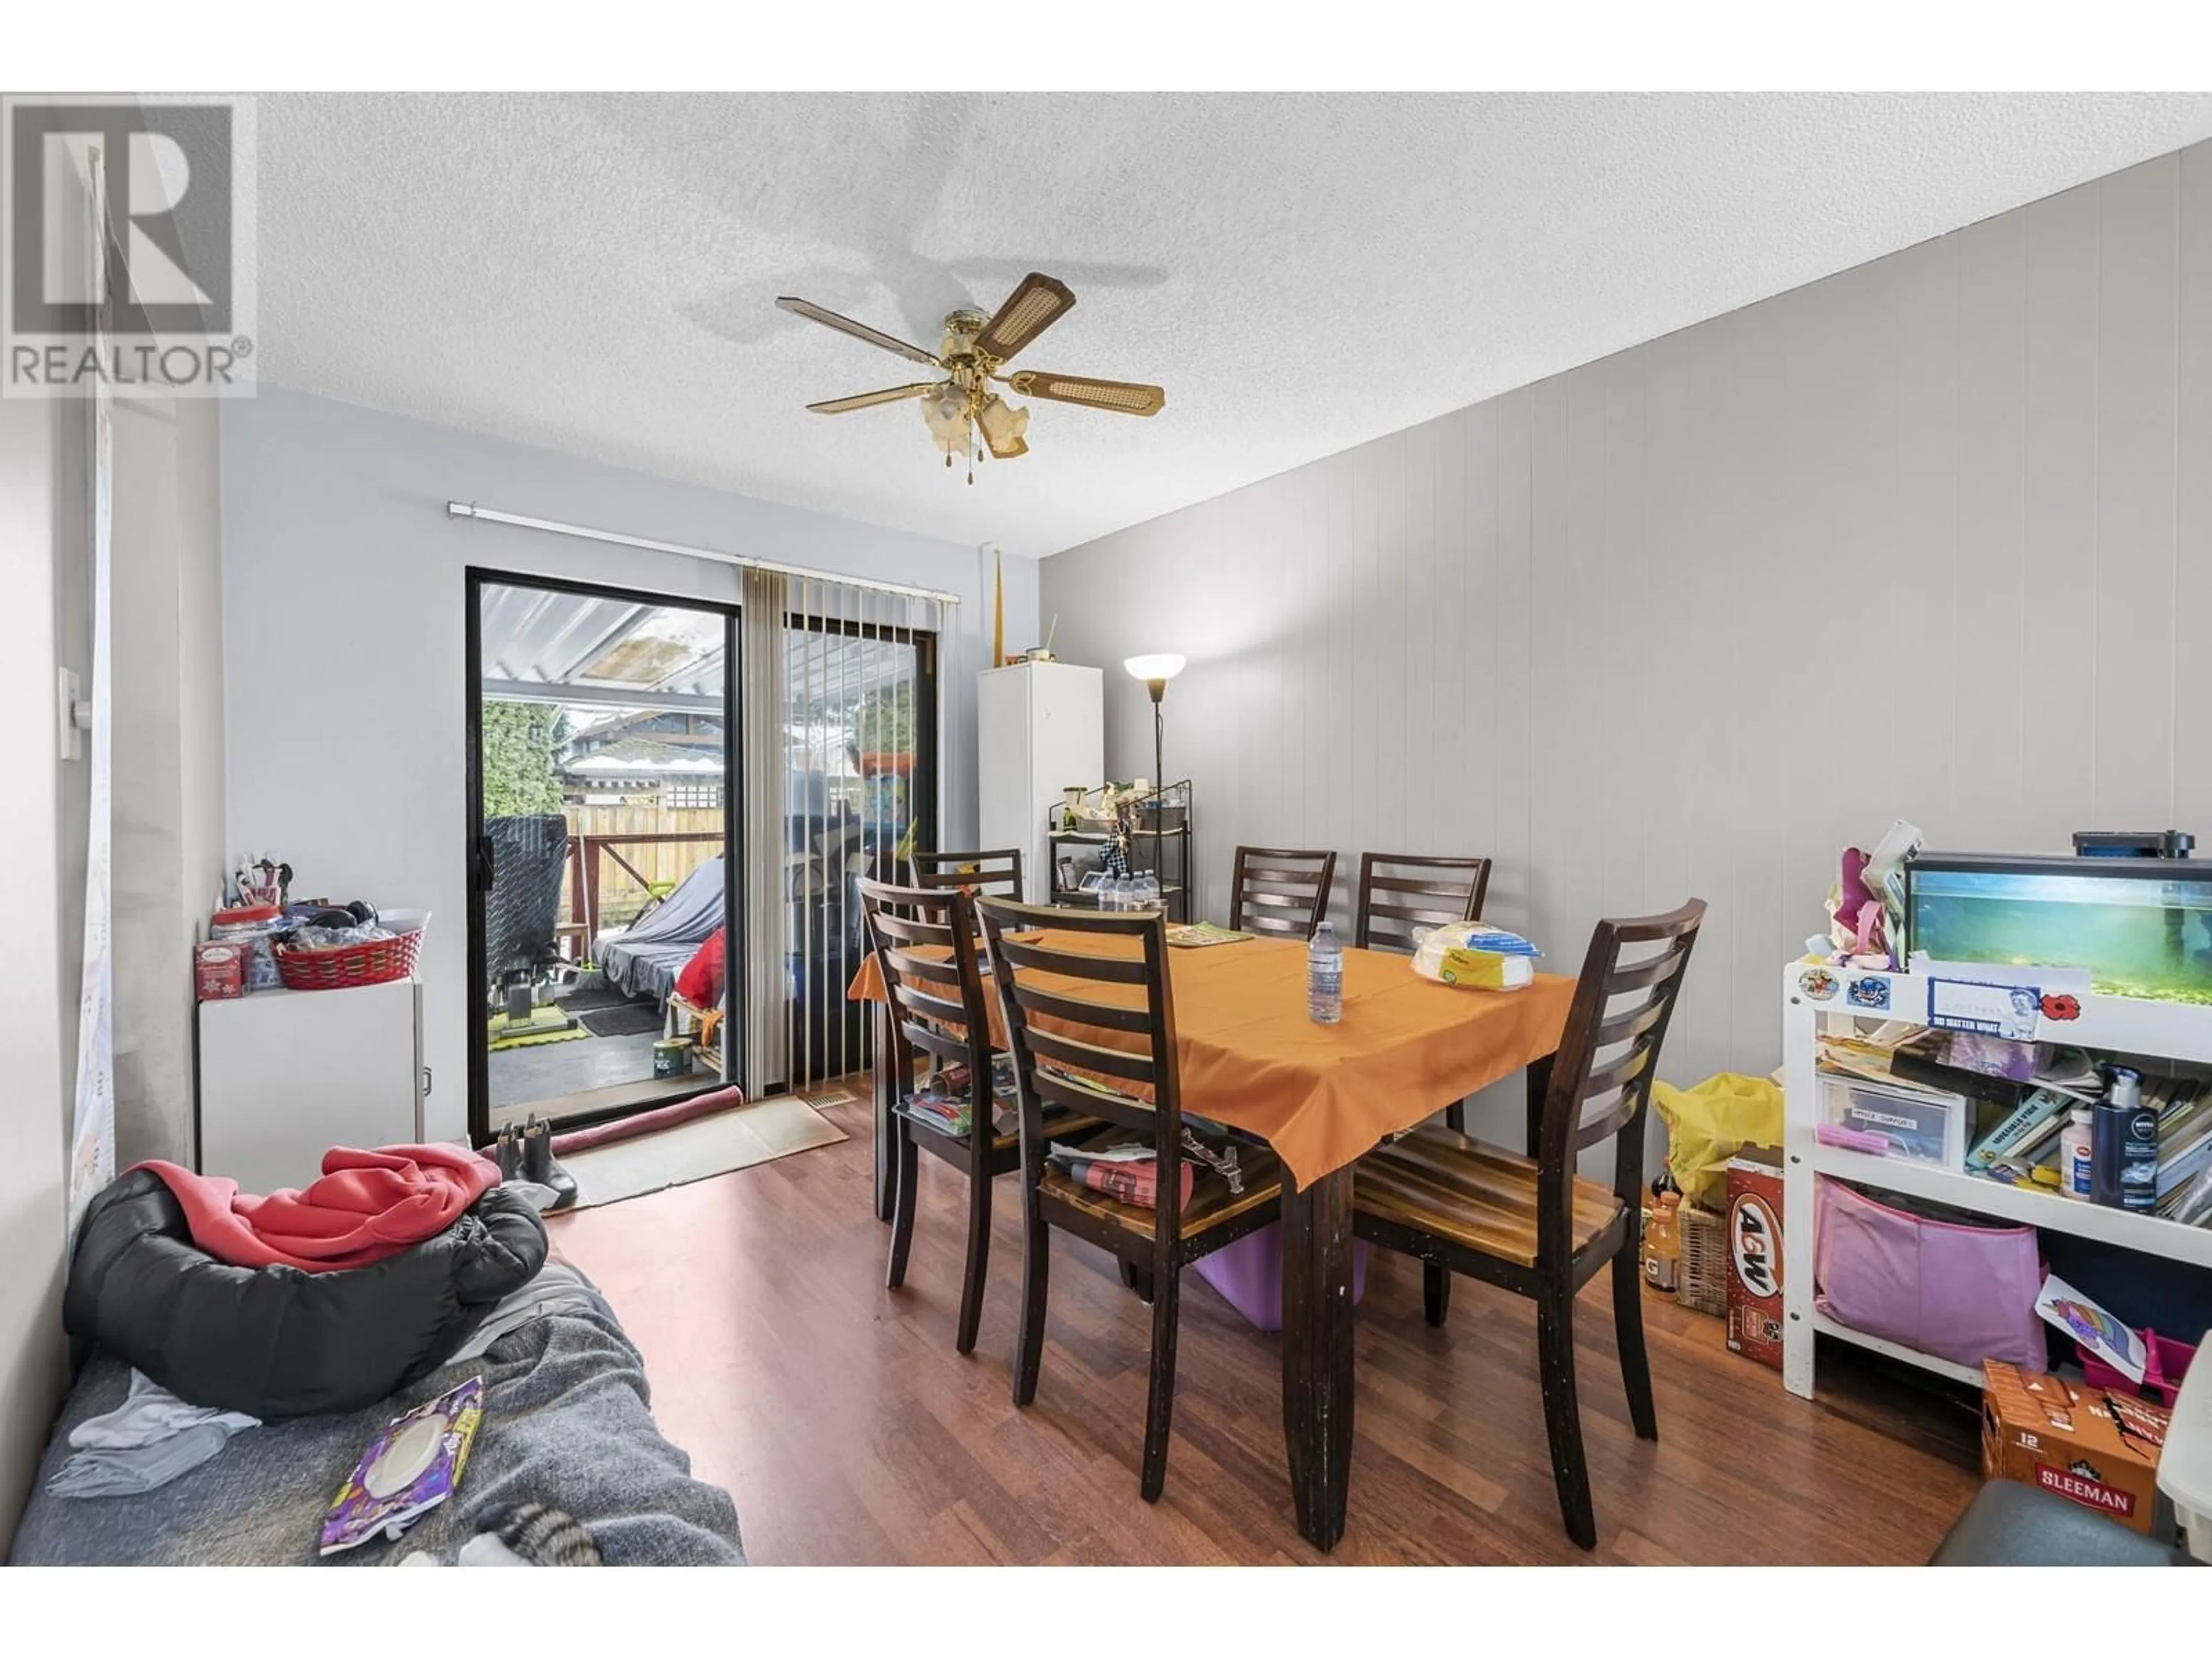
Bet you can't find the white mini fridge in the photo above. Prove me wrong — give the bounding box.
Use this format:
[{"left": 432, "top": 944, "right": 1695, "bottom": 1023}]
[
  {"left": 198, "top": 977, "right": 428, "bottom": 1193},
  {"left": 977, "top": 661, "right": 1104, "bottom": 902}
]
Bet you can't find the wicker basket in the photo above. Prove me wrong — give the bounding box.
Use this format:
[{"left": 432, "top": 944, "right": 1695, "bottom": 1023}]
[
  {"left": 1676, "top": 1202, "right": 1728, "bottom": 1316},
  {"left": 275, "top": 926, "right": 424, "bottom": 991}
]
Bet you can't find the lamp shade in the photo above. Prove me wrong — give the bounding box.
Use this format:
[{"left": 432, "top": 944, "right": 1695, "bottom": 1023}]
[{"left": 1123, "top": 653, "right": 1186, "bottom": 683}]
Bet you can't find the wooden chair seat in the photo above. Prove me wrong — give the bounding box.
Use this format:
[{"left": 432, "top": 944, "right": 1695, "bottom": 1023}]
[
  {"left": 1039, "top": 1126, "right": 1284, "bottom": 1246},
  {"left": 1355, "top": 1126, "right": 1621, "bottom": 1268}
]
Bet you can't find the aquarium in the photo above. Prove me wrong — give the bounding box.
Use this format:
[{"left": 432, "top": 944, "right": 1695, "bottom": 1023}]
[{"left": 1906, "top": 853, "right": 2212, "bottom": 1006}]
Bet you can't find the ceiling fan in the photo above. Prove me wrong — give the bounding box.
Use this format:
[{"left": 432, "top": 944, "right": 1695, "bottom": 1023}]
[{"left": 775, "top": 272, "right": 1166, "bottom": 484}]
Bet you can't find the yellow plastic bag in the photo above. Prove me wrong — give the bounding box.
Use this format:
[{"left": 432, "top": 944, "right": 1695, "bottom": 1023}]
[{"left": 1650, "top": 1073, "right": 1783, "bottom": 1211}]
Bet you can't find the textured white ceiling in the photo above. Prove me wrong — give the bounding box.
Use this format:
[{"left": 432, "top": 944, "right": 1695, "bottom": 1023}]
[{"left": 255, "top": 92, "right": 2212, "bottom": 556}]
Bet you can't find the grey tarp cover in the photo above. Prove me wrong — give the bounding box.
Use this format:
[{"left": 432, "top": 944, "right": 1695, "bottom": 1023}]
[{"left": 594, "top": 855, "right": 724, "bottom": 1005}]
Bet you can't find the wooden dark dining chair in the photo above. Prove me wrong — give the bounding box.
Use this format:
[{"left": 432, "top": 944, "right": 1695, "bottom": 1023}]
[
  {"left": 910, "top": 847, "right": 1026, "bottom": 901},
  {"left": 1357, "top": 851, "right": 1495, "bottom": 1132},
  {"left": 1354, "top": 852, "right": 1492, "bottom": 950},
  {"left": 859, "top": 878, "right": 1094, "bottom": 1354},
  {"left": 1229, "top": 845, "right": 1337, "bottom": 938},
  {"left": 1353, "top": 899, "right": 1706, "bottom": 1551},
  {"left": 976, "top": 897, "right": 1285, "bottom": 1503}
]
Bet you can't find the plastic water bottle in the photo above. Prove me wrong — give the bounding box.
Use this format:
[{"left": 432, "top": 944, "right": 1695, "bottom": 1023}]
[
  {"left": 1308, "top": 921, "right": 1343, "bottom": 1024},
  {"left": 1134, "top": 871, "right": 1161, "bottom": 911}
]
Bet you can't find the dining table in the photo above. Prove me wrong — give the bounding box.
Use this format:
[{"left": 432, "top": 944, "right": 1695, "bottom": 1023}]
[{"left": 847, "top": 927, "right": 1574, "bottom": 1551}]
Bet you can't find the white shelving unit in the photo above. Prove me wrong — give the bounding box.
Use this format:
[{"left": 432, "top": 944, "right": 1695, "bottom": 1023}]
[{"left": 1781, "top": 961, "right": 2212, "bottom": 1402}]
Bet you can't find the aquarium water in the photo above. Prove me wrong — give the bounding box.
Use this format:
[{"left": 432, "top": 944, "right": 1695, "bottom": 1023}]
[{"left": 1908, "top": 863, "right": 2212, "bottom": 1006}]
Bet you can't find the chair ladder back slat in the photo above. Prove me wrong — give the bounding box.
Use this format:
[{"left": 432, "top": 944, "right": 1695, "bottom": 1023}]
[
  {"left": 1590, "top": 993, "right": 1670, "bottom": 1050},
  {"left": 888, "top": 976, "right": 970, "bottom": 1031},
  {"left": 899, "top": 1018, "right": 975, "bottom": 1069},
  {"left": 995, "top": 936, "right": 1152, "bottom": 984},
  {"left": 882, "top": 944, "right": 962, "bottom": 988},
  {"left": 1033, "top": 1067, "right": 1157, "bottom": 1135},
  {"left": 1008, "top": 980, "right": 1156, "bottom": 1035},
  {"left": 1022, "top": 1022, "right": 1158, "bottom": 1088}
]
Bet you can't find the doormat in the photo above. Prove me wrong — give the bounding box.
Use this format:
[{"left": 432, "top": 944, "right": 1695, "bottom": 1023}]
[
  {"left": 577, "top": 1002, "right": 665, "bottom": 1040},
  {"left": 558, "top": 1095, "right": 845, "bottom": 1211},
  {"left": 488, "top": 1010, "right": 589, "bottom": 1052}
]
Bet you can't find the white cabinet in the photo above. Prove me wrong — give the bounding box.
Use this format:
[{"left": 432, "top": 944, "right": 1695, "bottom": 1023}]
[
  {"left": 977, "top": 661, "right": 1104, "bottom": 903},
  {"left": 198, "top": 978, "right": 427, "bottom": 1193}
]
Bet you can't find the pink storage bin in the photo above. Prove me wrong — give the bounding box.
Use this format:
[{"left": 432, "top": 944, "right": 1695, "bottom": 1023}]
[
  {"left": 1192, "top": 1222, "right": 1370, "bottom": 1332},
  {"left": 2082, "top": 1330, "right": 2198, "bottom": 1408},
  {"left": 1813, "top": 1176, "right": 2045, "bottom": 1370}
]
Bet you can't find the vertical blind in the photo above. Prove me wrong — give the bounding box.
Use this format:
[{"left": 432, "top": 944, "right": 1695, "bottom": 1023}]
[{"left": 747, "top": 570, "right": 945, "bottom": 1094}]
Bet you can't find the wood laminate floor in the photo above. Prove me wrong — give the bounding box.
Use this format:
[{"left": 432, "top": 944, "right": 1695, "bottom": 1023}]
[{"left": 548, "top": 1089, "right": 1982, "bottom": 1565}]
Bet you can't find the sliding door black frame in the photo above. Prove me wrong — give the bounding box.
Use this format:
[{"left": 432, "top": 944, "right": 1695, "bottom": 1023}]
[{"left": 463, "top": 566, "right": 744, "bottom": 1147}]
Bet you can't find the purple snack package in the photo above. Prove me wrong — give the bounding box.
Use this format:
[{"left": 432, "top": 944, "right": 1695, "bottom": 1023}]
[{"left": 319, "top": 1376, "right": 485, "bottom": 1557}]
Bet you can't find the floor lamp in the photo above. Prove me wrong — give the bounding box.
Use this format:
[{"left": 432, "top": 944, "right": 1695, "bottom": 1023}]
[{"left": 1123, "top": 654, "right": 1185, "bottom": 912}]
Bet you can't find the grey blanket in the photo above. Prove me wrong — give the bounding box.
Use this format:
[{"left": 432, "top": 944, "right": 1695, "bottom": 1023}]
[{"left": 10, "top": 1294, "right": 743, "bottom": 1566}]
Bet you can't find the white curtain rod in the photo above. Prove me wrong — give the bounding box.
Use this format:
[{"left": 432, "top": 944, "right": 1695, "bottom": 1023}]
[{"left": 445, "top": 501, "right": 965, "bottom": 606}]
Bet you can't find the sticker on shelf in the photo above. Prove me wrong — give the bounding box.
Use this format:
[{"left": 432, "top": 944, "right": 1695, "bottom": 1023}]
[
  {"left": 1844, "top": 975, "right": 1891, "bottom": 1012},
  {"left": 2039, "top": 992, "right": 2082, "bottom": 1022},
  {"left": 1927, "top": 978, "right": 2042, "bottom": 1040},
  {"left": 1797, "top": 967, "right": 1838, "bottom": 1002}
]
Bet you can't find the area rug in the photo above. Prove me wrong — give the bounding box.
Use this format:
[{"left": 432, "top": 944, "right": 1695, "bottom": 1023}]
[
  {"left": 577, "top": 1002, "right": 665, "bottom": 1040},
  {"left": 559, "top": 1095, "right": 845, "bottom": 1210}
]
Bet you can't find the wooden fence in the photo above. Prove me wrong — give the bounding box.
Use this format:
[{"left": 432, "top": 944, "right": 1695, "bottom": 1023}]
[{"left": 558, "top": 805, "right": 727, "bottom": 948}]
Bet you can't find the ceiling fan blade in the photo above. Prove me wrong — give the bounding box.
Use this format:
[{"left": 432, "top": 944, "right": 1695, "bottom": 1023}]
[
  {"left": 1005, "top": 370, "right": 1165, "bottom": 417},
  {"left": 805, "top": 382, "right": 942, "bottom": 415},
  {"left": 975, "top": 272, "right": 1075, "bottom": 361},
  {"left": 775, "top": 296, "right": 941, "bottom": 368}
]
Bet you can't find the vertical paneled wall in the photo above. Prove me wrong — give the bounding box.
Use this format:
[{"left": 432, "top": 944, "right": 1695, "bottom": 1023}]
[{"left": 1043, "top": 143, "right": 2212, "bottom": 1107}]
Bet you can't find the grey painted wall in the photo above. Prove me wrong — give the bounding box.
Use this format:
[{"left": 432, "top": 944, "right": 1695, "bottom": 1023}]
[
  {"left": 221, "top": 387, "right": 1039, "bottom": 1142},
  {"left": 1043, "top": 143, "right": 2212, "bottom": 1129}
]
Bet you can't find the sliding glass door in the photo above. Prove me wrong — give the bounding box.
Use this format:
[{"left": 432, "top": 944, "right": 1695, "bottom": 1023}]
[
  {"left": 462, "top": 567, "right": 941, "bottom": 1139},
  {"left": 465, "top": 573, "right": 740, "bottom": 1142}
]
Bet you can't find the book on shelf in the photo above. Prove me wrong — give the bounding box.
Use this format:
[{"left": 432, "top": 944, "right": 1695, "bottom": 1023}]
[{"left": 1967, "top": 1086, "right": 2075, "bottom": 1173}]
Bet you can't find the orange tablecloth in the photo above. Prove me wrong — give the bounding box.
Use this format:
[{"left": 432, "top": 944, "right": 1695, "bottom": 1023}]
[{"left": 849, "top": 933, "right": 1572, "bottom": 1190}]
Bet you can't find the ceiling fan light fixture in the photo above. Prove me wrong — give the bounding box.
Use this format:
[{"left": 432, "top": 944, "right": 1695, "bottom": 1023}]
[
  {"left": 977, "top": 394, "right": 1029, "bottom": 459},
  {"left": 921, "top": 388, "right": 970, "bottom": 455}
]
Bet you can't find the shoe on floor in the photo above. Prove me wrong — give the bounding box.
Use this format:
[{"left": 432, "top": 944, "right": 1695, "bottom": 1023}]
[{"left": 518, "top": 1115, "right": 578, "bottom": 1211}]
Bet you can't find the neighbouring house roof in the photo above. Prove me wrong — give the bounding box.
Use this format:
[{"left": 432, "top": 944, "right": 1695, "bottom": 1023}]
[{"left": 560, "top": 737, "right": 725, "bottom": 778}]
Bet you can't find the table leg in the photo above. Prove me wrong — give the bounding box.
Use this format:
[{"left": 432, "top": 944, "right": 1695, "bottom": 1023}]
[
  {"left": 1525, "top": 1052, "right": 1555, "bottom": 1158},
  {"left": 1280, "top": 1164, "right": 1355, "bottom": 1552},
  {"left": 872, "top": 1003, "right": 895, "bottom": 1223}
]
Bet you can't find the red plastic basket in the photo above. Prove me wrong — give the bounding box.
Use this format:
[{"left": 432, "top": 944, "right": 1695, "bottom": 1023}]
[{"left": 275, "top": 926, "right": 423, "bottom": 991}]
